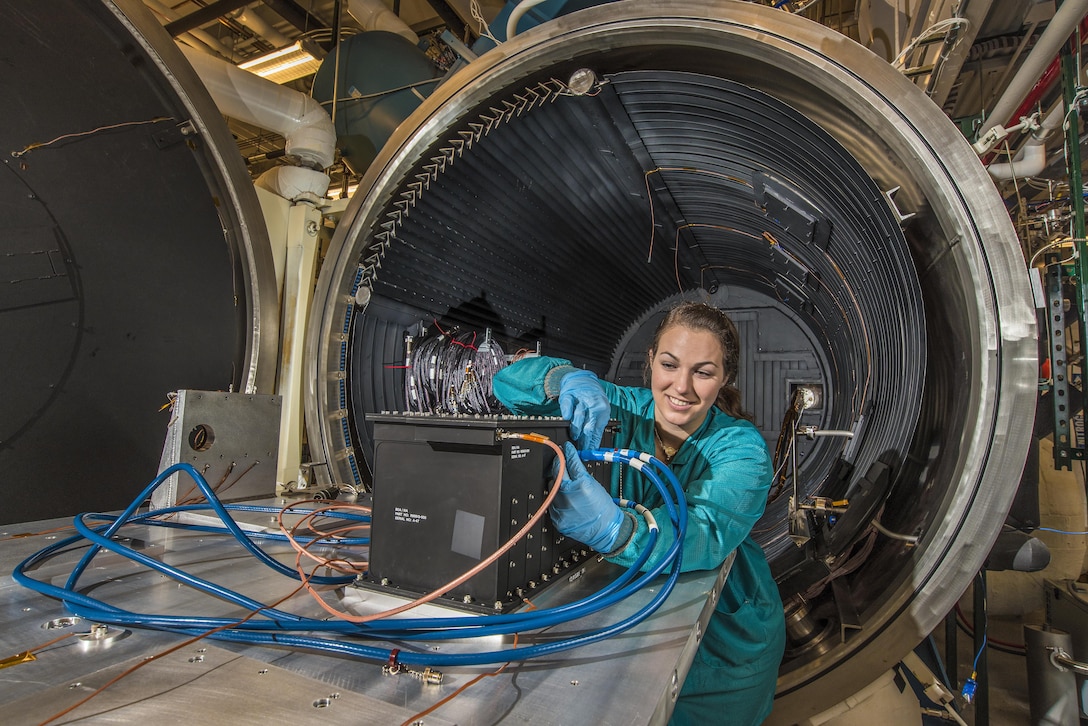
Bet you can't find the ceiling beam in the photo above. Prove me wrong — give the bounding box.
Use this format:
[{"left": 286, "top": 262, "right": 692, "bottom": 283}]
[
  {"left": 261, "top": 0, "right": 330, "bottom": 34},
  {"left": 928, "top": 0, "right": 995, "bottom": 108},
  {"left": 164, "top": 0, "right": 254, "bottom": 37},
  {"left": 421, "top": 0, "right": 468, "bottom": 41}
]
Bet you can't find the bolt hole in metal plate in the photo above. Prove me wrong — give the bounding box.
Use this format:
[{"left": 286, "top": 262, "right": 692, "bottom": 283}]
[{"left": 42, "top": 617, "right": 82, "bottom": 630}]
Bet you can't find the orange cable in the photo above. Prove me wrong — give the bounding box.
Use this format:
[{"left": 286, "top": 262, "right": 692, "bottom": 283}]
[
  {"left": 288, "top": 517, "right": 369, "bottom": 573},
  {"left": 0, "top": 524, "right": 76, "bottom": 541},
  {"left": 1, "top": 631, "right": 78, "bottom": 669},
  {"left": 279, "top": 501, "right": 371, "bottom": 572}
]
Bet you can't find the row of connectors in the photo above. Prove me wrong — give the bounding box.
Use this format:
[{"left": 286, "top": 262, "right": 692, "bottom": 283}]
[
  {"left": 496, "top": 547, "right": 594, "bottom": 610},
  {"left": 378, "top": 410, "right": 565, "bottom": 421}
]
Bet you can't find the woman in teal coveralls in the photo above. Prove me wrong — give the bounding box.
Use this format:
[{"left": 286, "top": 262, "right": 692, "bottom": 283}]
[{"left": 492, "top": 302, "right": 785, "bottom": 725}]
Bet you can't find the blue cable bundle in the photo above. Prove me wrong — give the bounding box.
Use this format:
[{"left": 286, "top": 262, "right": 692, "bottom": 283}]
[{"left": 13, "top": 448, "right": 688, "bottom": 667}]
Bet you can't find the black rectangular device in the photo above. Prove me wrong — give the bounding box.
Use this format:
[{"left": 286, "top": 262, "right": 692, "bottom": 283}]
[{"left": 362, "top": 413, "right": 594, "bottom": 613}]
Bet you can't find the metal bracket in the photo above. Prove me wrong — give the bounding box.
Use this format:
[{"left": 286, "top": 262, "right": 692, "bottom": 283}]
[
  {"left": 151, "top": 119, "right": 194, "bottom": 149},
  {"left": 1046, "top": 254, "right": 1082, "bottom": 468},
  {"left": 882, "top": 186, "right": 916, "bottom": 227},
  {"left": 151, "top": 390, "right": 281, "bottom": 511}
]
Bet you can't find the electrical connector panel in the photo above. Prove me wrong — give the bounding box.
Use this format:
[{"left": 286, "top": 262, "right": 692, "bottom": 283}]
[{"left": 361, "top": 413, "right": 602, "bottom": 613}]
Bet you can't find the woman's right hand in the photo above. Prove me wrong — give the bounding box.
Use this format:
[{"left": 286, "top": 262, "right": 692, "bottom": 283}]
[
  {"left": 550, "top": 442, "right": 625, "bottom": 552},
  {"left": 557, "top": 370, "right": 610, "bottom": 450}
]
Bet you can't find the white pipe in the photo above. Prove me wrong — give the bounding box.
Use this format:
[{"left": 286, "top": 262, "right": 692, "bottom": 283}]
[
  {"left": 346, "top": 0, "right": 418, "bottom": 43},
  {"left": 981, "top": 0, "right": 1088, "bottom": 134},
  {"left": 987, "top": 101, "right": 1065, "bottom": 180},
  {"left": 986, "top": 143, "right": 1046, "bottom": 180},
  {"left": 507, "top": 0, "right": 550, "bottom": 40},
  {"left": 256, "top": 165, "right": 331, "bottom": 200},
  {"left": 180, "top": 45, "right": 335, "bottom": 171}
]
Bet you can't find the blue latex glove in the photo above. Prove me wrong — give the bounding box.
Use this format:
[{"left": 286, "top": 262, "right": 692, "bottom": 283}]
[
  {"left": 558, "top": 370, "right": 610, "bottom": 450},
  {"left": 550, "top": 442, "right": 624, "bottom": 553}
]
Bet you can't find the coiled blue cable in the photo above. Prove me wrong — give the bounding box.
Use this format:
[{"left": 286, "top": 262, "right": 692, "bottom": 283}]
[
  {"left": 63, "top": 463, "right": 355, "bottom": 590},
  {"left": 88, "top": 504, "right": 369, "bottom": 544},
  {"left": 18, "top": 451, "right": 681, "bottom": 641},
  {"left": 13, "top": 447, "right": 690, "bottom": 666}
]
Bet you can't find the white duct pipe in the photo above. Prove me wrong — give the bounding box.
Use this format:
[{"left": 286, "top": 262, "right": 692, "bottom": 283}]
[
  {"left": 986, "top": 142, "right": 1047, "bottom": 180},
  {"left": 180, "top": 45, "right": 335, "bottom": 171},
  {"left": 981, "top": 0, "right": 1088, "bottom": 134},
  {"left": 346, "top": 0, "right": 418, "bottom": 43},
  {"left": 987, "top": 100, "right": 1065, "bottom": 180}
]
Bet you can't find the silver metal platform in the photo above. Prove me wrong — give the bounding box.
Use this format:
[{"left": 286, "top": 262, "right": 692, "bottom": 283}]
[{"left": 1, "top": 504, "right": 728, "bottom": 725}]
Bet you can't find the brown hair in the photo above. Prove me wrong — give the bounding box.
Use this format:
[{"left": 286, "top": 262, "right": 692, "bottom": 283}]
[{"left": 645, "top": 302, "right": 752, "bottom": 421}]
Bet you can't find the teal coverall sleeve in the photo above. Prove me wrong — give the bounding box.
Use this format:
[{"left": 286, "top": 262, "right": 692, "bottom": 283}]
[{"left": 491, "top": 356, "right": 578, "bottom": 415}]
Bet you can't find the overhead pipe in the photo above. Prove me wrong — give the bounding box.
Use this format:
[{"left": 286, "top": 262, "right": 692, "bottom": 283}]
[
  {"left": 346, "top": 0, "right": 418, "bottom": 43},
  {"left": 179, "top": 46, "right": 334, "bottom": 169},
  {"left": 981, "top": 0, "right": 1088, "bottom": 135},
  {"left": 180, "top": 45, "right": 334, "bottom": 200},
  {"left": 979, "top": 16, "right": 1088, "bottom": 166},
  {"left": 987, "top": 100, "right": 1064, "bottom": 180}
]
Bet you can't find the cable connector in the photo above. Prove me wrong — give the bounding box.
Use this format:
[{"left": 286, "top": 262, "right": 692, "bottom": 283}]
[
  {"left": 961, "top": 673, "right": 977, "bottom": 703},
  {"left": 381, "top": 663, "right": 443, "bottom": 684},
  {"left": 971, "top": 113, "right": 1041, "bottom": 156},
  {"left": 414, "top": 666, "right": 444, "bottom": 685}
]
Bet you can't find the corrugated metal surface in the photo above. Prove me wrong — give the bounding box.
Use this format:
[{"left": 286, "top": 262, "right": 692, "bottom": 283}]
[{"left": 347, "top": 69, "right": 924, "bottom": 512}]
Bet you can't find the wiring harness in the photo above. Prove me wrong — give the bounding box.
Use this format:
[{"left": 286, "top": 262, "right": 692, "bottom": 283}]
[
  {"left": 13, "top": 437, "right": 688, "bottom": 668},
  {"left": 404, "top": 324, "right": 507, "bottom": 415}
]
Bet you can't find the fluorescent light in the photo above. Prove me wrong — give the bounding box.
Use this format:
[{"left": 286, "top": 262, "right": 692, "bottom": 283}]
[{"left": 238, "top": 40, "right": 322, "bottom": 84}]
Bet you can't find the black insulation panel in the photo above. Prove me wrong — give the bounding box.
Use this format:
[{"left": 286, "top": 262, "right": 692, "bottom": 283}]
[{"left": 0, "top": 2, "right": 249, "bottom": 524}]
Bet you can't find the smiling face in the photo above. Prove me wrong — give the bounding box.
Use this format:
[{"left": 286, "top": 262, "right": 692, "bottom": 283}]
[{"left": 649, "top": 324, "right": 728, "bottom": 439}]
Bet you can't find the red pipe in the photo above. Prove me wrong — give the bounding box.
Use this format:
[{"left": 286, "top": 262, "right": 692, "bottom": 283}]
[
  {"left": 1003, "top": 15, "right": 1088, "bottom": 128},
  {"left": 982, "top": 15, "right": 1088, "bottom": 166}
]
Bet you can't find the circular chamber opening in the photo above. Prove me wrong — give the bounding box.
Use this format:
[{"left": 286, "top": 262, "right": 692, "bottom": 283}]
[
  {"left": 187, "top": 424, "right": 215, "bottom": 452},
  {"left": 306, "top": 2, "right": 1036, "bottom": 718}
]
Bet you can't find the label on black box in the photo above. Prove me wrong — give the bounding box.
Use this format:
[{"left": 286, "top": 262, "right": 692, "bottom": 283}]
[{"left": 393, "top": 506, "right": 428, "bottom": 524}]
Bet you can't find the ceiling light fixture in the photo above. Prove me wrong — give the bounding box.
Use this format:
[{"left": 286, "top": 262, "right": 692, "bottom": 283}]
[{"left": 238, "top": 40, "right": 323, "bottom": 84}]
